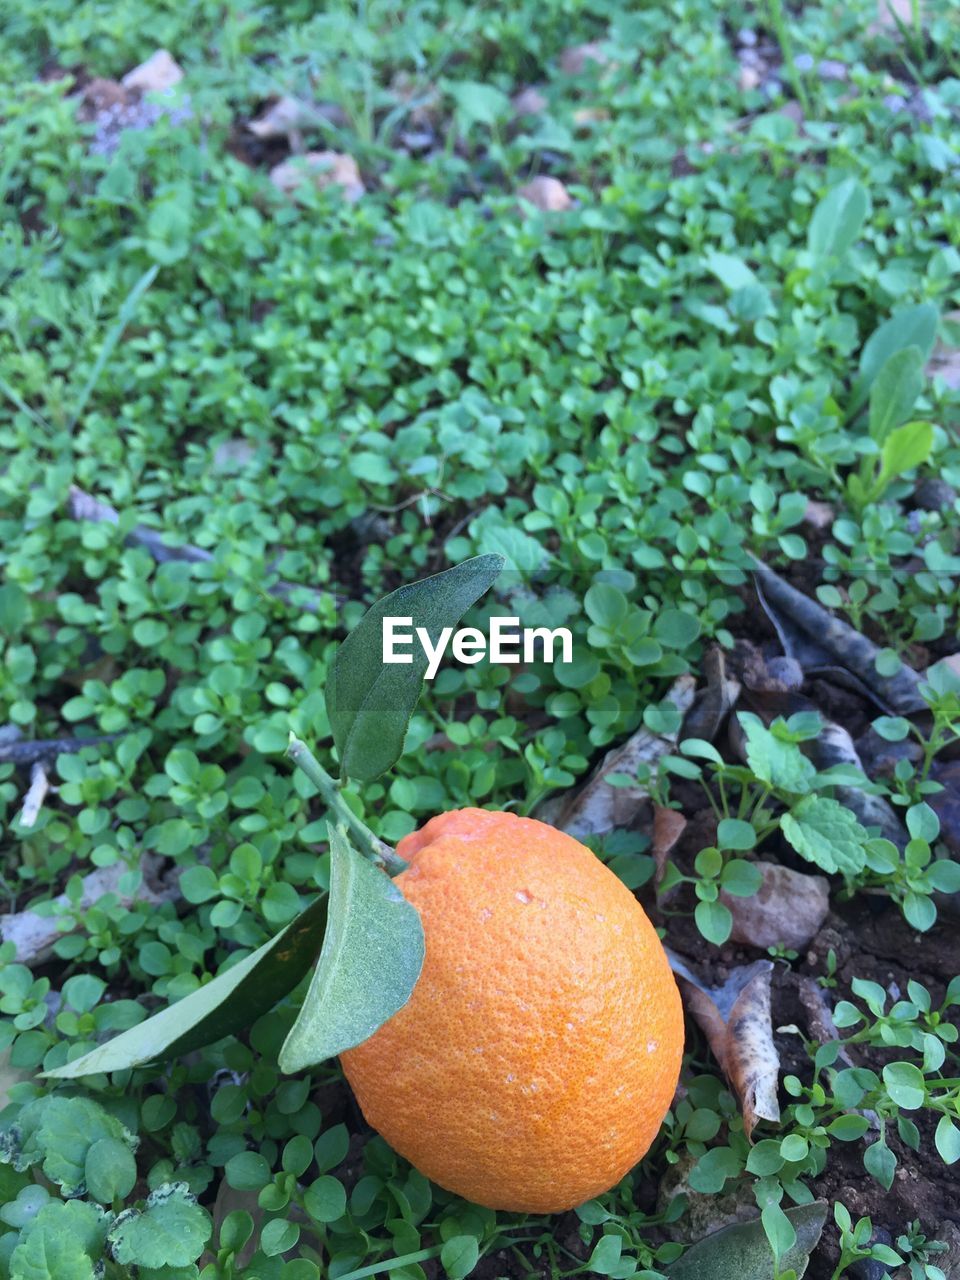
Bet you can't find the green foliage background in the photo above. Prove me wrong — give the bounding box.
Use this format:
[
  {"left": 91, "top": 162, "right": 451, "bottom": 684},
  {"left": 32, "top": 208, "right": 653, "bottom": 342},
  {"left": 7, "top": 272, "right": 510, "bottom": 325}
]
[{"left": 1, "top": 0, "right": 960, "bottom": 1275}]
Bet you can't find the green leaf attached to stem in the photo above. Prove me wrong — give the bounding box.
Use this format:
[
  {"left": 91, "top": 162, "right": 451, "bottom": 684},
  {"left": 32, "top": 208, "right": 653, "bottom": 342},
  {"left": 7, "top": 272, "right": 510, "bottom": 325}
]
[
  {"left": 327, "top": 553, "right": 503, "bottom": 782},
  {"left": 43, "top": 894, "right": 329, "bottom": 1079},
  {"left": 279, "top": 826, "right": 425, "bottom": 1074}
]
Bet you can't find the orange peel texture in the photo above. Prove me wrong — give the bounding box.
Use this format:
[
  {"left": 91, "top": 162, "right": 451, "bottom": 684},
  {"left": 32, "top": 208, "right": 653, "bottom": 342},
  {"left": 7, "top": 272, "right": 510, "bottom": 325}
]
[{"left": 340, "top": 808, "right": 684, "bottom": 1212}]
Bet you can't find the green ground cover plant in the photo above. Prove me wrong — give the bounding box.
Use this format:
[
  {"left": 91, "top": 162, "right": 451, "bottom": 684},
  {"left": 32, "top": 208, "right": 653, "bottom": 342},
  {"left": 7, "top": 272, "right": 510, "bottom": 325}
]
[{"left": 1, "top": 0, "right": 960, "bottom": 1275}]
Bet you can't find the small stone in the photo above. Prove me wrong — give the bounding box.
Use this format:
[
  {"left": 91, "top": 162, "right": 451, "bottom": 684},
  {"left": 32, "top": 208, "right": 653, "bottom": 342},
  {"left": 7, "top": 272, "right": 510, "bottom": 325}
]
[
  {"left": 517, "top": 176, "right": 573, "bottom": 212},
  {"left": 559, "top": 41, "right": 610, "bottom": 75},
  {"left": 212, "top": 440, "right": 256, "bottom": 473},
  {"left": 122, "top": 49, "right": 184, "bottom": 95},
  {"left": 818, "top": 58, "right": 849, "bottom": 81},
  {"left": 269, "top": 151, "right": 364, "bottom": 202},
  {"left": 914, "top": 477, "right": 958, "bottom": 510},
  {"left": 738, "top": 27, "right": 758, "bottom": 47},
  {"left": 572, "top": 106, "right": 609, "bottom": 125},
  {"left": 400, "top": 129, "right": 434, "bottom": 152},
  {"left": 849, "top": 1228, "right": 897, "bottom": 1279},
  {"left": 512, "top": 86, "right": 549, "bottom": 116},
  {"left": 804, "top": 499, "right": 835, "bottom": 529},
  {"left": 794, "top": 52, "right": 815, "bottom": 72},
  {"left": 721, "top": 861, "right": 830, "bottom": 950},
  {"left": 739, "top": 65, "right": 762, "bottom": 92}
]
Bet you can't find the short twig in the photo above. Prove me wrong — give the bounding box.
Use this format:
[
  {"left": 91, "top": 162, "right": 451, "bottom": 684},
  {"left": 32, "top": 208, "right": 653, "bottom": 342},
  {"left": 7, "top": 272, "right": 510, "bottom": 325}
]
[
  {"left": 18, "top": 763, "right": 50, "bottom": 829},
  {"left": 67, "top": 486, "right": 338, "bottom": 612}
]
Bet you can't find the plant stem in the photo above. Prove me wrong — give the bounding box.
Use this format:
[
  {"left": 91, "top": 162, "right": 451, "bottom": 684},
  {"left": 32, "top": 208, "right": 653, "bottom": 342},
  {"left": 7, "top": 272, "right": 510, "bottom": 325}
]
[
  {"left": 335, "top": 1246, "right": 443, "bottom": 1280},
  {"left": 287, "top": 734, "right": 408, "bottom": 874},
  {"left": 767, "top": 0, "right": 811, "bottom": 116}
]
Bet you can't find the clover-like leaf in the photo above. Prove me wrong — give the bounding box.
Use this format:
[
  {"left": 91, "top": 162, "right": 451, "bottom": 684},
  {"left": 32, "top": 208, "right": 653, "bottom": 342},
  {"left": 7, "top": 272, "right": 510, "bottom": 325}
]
[
  {"left": 327, "top": 554, "right": 503, "bottom": 782},
  {"left": 10, "top": 1200, "right": 108, "bottom": 1280},
  {"left": 108, "top": 1183, "right": 211, "bottom": 1269},
  {"left": 781, "top": 795, "right": 869, "bottom": 875},
  {"left": 279, "top": 826, "right": 425, "bottom": 1073}
]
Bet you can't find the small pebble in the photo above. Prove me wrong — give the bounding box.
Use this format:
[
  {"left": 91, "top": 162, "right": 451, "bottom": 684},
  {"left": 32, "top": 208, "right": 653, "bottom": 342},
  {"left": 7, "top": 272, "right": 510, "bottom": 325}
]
[
  {"left": 794, "top": 52, "right": 815, "bottom": 72},
  {"left": 737, "top": 27, "right": 758, "bottom": 46},
  {"left": 849, "top": 1228, "right": 897, "bottom": 1280},
  {"left": 400, "top": 130, "right": 434, "bottom": 153},
  {"left": 914, "top": 477, "right": 958, "bottom": 511},
  {"left": 818, "top": 58, "right": 848, "bottom": 81}
]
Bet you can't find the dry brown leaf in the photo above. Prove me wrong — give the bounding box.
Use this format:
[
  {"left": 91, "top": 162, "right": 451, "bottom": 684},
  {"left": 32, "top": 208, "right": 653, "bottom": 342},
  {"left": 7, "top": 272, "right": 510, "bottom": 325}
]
[
  {"left": 926, "top": 310, "right": 960, "bottom": 390},
  {"left": 122, "top": 49, "right": 184, "bottom": 95},
  {"left": 550, "top": 675, "right": 696, "bottom": 838},
  {"left": 0, "top": 857, "right": 178, "bottom": 963},
  {"left": 269, "top": 151, "right": 364, "bottom": 202},
  {"left": 247, "top": 96, "right": 343, "bottom": 139},
  {"left": 512, "top": 87, "right": 549, "bottom": 116},
  {"left": 871, "top": 0, "right": 924, "bottom": 33},
  {"left": 80, "top": 78, "right": 129, "bottom": 115},
  {"left": 930, "top": 758, "right": 960, "bottom": 854},
  {"left": 683, "top": 645, "right": 740, "bottom": 741},
  {"left": 721, "top": 861, "right": 829, "bottom": 950},
  {"left": 670, "top": 953, "right": 781, "bottom": 1138},
  {"left": 517, "top": 176, "right": 573, "bottom": 212},
  {"left": 559, "top": 41, "right": 611, "bottom": 75},
  {"left": 653, "top": 805, "right": 687, "bottom": 885},
  {"left": 573, "top": 107, "right": 610, "bottom": 126}
]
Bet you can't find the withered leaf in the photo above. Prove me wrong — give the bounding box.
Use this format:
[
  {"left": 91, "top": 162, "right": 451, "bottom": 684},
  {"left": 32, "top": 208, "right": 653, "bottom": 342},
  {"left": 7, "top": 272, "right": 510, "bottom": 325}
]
[
  {"left": 122, "top": 49, "right": 184, "bottom": 95},
  {"left": 669, "top": 954, "right": 780, "bottom": 1138},
  {"left": 551, "top": 676, "right": 696, "bottom": 838},
  {"left": 269, "top": 152, "right": 364, "bottom": 202},
  {"left": 753, "top": 561, "right": 926, "bottom": 714},
  {"left": 653, "top": 805, "right": 687, "bottom": 886},
  {"left": 517, "top": 176, "right": 573, "bottom": 212}
]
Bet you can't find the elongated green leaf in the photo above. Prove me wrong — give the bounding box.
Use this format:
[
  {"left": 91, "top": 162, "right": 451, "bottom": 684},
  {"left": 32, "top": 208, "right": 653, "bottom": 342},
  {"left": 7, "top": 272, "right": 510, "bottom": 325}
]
[
  {"left": 279, "top": 827, "right": 425, "bottom": 1073},
  {"left": 851, "top": 302, "right": 938, "bottom": 415},
  {"left": 328, "top": 554, "right": 503, "bottom": 782},
  {"left": 877, "top": 420, "right": 934, "bottom": 486},
  {"left": 43, "top": 894, "right": 328, "bottom": 1078},
  {"left": 807, "top": 179, "right": 869, "bottom": 260},
  {"left": 667, "top": 1203, "right": 827, "bottom": 1280},
  {"left": 868, "top": 346, "right": 924, "bottom": 442}
]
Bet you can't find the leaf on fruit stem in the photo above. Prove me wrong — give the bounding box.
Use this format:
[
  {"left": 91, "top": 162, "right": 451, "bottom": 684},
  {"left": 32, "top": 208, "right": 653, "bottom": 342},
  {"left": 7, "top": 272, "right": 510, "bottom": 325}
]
[
  {"left": 666, "top": 1202, "right": 827, "bottom": 1279},
  {"left": 43, "top": 894, "right": 329, "bottom": 1079},
  {"left": 278, "top": 827, "right": 425, "bottom": 1073},
  {"left": 668, "top": 954, "right": 780, "bottom": 1138},
  {"left": 327, "top": 554, "right": 503, "bottom": 782}
]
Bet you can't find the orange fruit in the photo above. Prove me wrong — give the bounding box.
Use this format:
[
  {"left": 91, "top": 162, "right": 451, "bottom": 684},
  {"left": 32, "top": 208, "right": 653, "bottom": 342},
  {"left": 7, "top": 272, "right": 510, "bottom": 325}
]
[{"left": 340, "top": 808, "right": 684, "bottom": 1213}]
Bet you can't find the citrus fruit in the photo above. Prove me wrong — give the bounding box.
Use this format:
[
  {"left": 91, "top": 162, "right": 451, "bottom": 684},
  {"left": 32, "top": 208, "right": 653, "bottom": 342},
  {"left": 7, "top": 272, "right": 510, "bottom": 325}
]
[{"left": 340, "top": 808, "right": 684, "bottom": 1212}]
